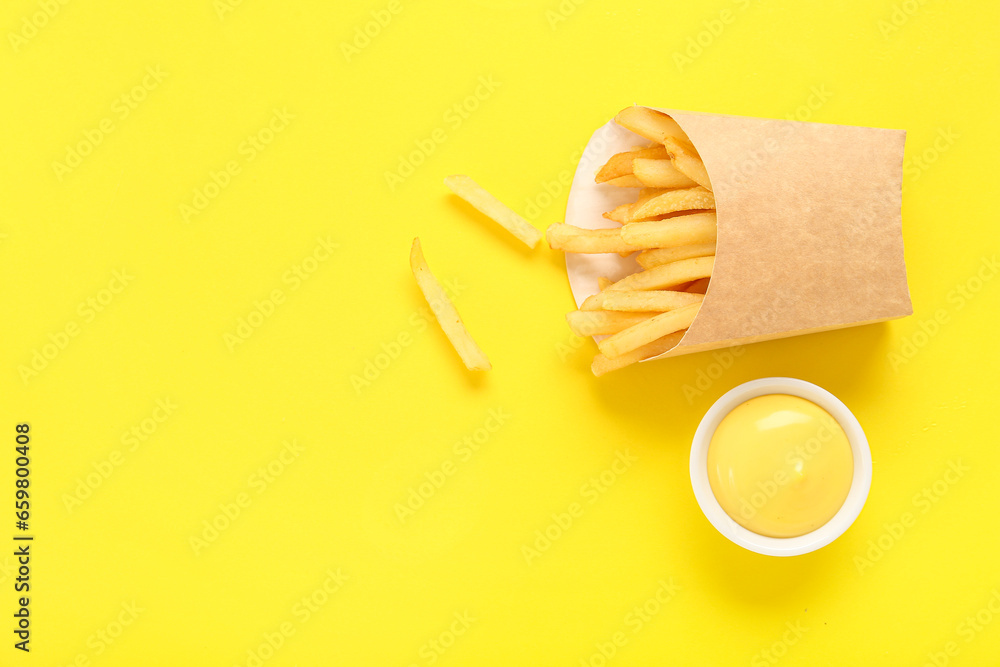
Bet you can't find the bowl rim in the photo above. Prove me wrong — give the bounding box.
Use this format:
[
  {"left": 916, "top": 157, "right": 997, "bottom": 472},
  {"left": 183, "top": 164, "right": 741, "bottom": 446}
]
[{"left": 689, "top": 377, "right": 873, "bottom": 557}]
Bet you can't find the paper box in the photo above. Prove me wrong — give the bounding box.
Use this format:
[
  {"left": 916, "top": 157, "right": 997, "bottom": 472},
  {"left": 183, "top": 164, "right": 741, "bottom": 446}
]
[{"left": 564, "top": 107, "right": 912, "bottom": 359}]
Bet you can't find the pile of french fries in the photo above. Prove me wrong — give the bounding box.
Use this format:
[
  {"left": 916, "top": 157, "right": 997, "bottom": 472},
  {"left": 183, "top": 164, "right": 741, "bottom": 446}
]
[{"left": 546, "top": 106, "right": 717, "bottom": 376}]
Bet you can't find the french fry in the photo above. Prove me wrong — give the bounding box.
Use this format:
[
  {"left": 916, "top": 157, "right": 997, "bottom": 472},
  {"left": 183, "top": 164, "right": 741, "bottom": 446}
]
[
  {"left": 596, "top": 145, "right": 668, "bottom": 182},
  {"left": 591, "top": 330, "right": 686, "bottom": 376},
  {"left": 603, "top": 188, "right": 667, "bottom": 222},
  {"left": 600, "top": 290, "right": 704, "bottom": 312},
  {"left": 636, "top": 243, "right": 716, "bottom": 269},
  {"left": 606, "top": 256, "right": 715, "bottom": 292},
  {"left": 598, "top": 303, "right": 701, "bottom": 359},
  {"left": 603, "top": 175, "right": 644, "bottom": 187},
  {"left": 631, "top": 158, "right": 698, "bottom": 189},
  {"left": 621, "top": 212, "right": 717, "bottom": 248},
  {"left": 583, "top": 288, "right": 700, "bottom": 311},
  {"left": 602, "top": 205, "right": 631, "bottom": 224},
  {"left": 614, "top": 106, "right": 695, "bottom": 152},
  {"left": 581, "top": 291, "right": 603, "bottom": 311},
  {"left": 597, "top": 277, "right": 613, "bottom": 290},
  {"left": 565, "top": 310, "right": 660, "bottom": 336},
  {"left": 604, "top": 186, "right": 713, "bottom": 223},
  {"left": 627, "top": 186, "right": 714, "bottom": 221},
  {"left": 663, "top": 137, "right": 712, "bottom": 192},
  {"left": 444, "top": 175, "right": 541, "bottom": 249},
  {"left": 546, "top": 223, "right": 685, "bottom": 253},
  {"left": 546, "top": 224, "right": 637, "bottom": 254},
  {"left": 409, "top": 238, "right": 491, "bottom": 371},
  {"left": 685, "top": 278, "right": 711, "bottom": 294}
]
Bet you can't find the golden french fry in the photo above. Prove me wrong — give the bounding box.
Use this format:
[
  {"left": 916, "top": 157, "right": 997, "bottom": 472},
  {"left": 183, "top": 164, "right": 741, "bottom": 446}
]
[
  {"left": 631, "top": 158, "right": 698, "bottom": 189},
  {"left": 597, "top": 277, "right": 613, "bottom": 290},
  {"left": 685, "top": 278, "right": 711, "bottom": 294},
  {"left": 546, "top": 223, "right": 699, "bottom": 254},
  {"left": 598, "top": 303, "right": 701, "bottom": 359},
  {"left": 601, "top": 203, "right": 631, "bottom": 223},
  {"left": 636, "top": 243, "right": 716, "bottom": 269},
  {"left": 614, "top": 106, "right": 695, "bottom": 151},
  {"left": 596, "top": 145, "right": 669, "bottom": 182},
  {"left": 444, "top": 175, "right": 541, "bottom": 248},
  {"left": 603, "top": 188, "right": 667, "bottom": 223},
  {"left": 581, "top": 292, "right": 603, "bottom": 311},
  {"left": 600, "top": 290, "right": 704, "bottom": 312},
  {"left": 628, "top": 186, "right": 715, "bottom": 221},
  {"left": 409, "top": 238, "right": 491, "bottom": 371},
  {"left": 621, "top": 212, "right": 717, "bottom": 248},
  {"left": 565, "top": 310, "right": 660, "bottom": 336},
  {"left": 546, "top": 225, "right": 639, "bottom": 254},
  {"left": 583, "top": 288, "right": 698, "bottom": 311},
  {"left": 603, "top": 175, "right": 644, "bottom": 187},
  {"left": 663, "top": 137, "right": 712, "bottom": 191},
  {"left": 591, "top": 330, "right": 686, "bottom": 376},
  {"left": 606, "top": 256, "right": 715, "bottom": 292}
]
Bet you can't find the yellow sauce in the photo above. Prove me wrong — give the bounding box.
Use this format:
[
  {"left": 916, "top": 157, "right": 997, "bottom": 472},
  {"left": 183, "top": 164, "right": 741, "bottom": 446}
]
[{"left": 707, "top": 394, "right": 854, "bottom": 538}]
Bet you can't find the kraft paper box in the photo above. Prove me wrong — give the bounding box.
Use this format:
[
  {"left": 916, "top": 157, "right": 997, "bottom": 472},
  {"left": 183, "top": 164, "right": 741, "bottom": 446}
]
[{"left": 564, "top": 107, "right": 913, "bottom": 360}]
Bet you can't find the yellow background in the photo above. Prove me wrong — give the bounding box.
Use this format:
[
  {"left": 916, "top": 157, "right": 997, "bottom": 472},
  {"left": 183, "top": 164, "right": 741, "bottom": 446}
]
[{"left": 1, "top": 0, "right": 998, "bottom": 664}]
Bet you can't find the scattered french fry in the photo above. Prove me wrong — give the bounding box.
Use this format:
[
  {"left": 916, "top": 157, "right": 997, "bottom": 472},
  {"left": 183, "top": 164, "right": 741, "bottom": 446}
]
[
  {"left": 606, "top": 256, "right": 715, "bottom": 292},
  {"left": 637, "top": 243, "right": 716, "bottom": 269},
  {"left": 598, "top": 303, "right": 701, "bottom": 359},
  {"left": 596, "top": 145, "right": 669, "bottom": 182},
  {"left": 565, "top": 310, "right": 660, "bottom": 336},
  {"left": 621, "top": 212, "right": 717, "bottom": 248},
  {"left": 409, "top": 238, "right": 491, "bottom": 371},
  {"left": 600, "top": 290, "right": 704, "bottom": 312},
  {"left": 591, "top": 330, "right": 686, "bottom": 377},
  {"left": 631, "top": 158, "right": 698, "bottom": 189},
  {"left": 444, "top": 175, "right": 541, "bottom": 249}
]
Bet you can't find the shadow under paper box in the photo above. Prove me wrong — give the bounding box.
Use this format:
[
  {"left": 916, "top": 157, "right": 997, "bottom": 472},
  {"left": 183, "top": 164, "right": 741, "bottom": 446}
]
[{"left": 563, "top": 107, "right": 912, "bottom": 361}]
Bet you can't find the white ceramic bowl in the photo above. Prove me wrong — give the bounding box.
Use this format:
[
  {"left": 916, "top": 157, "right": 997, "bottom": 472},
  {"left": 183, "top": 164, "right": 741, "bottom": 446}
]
[{"left": 689, "top": 377, "right": 872, "bottom": 557}]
